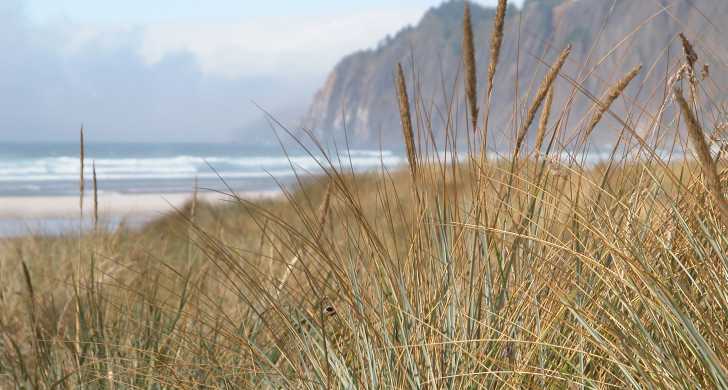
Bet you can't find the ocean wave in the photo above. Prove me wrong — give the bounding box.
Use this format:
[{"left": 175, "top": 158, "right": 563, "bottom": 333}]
[{"left": 0, "top": 152, "right": 404, "bottom": 183}]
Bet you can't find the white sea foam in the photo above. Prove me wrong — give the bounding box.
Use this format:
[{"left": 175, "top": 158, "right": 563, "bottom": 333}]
[{"left": 0, "top": 152, "right": 404, "bottom": 184}]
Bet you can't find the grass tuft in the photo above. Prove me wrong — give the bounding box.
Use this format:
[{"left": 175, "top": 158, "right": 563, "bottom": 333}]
[{"left": 2, "top": 4, "right": 728, "bottom": 389}]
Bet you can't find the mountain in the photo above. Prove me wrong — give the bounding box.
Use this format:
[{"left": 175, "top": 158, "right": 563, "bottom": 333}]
[{"left": 303, "top": 0, "right": 728, "bottom": 148}]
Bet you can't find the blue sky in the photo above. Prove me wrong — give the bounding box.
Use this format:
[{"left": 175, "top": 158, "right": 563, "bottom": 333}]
[{"left": 1, "top": 0, "right": 524, "bottom": 142}]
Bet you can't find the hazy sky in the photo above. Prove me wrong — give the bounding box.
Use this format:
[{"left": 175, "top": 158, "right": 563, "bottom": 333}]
[{"left": 2, "top": 0, "right": 524, "bottom": 142}]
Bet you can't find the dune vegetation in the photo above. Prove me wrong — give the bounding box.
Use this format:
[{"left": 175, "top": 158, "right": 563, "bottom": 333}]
[{"left": 2, "top": 1, "right": 728, "bottom": 388}]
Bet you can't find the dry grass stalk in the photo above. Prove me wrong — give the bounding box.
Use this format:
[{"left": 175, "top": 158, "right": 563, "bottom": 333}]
[
  {"left": 701, "top": 63, "right": 710, "bottom": 80},
  {"left": 396, "top": 63, "right": 417, "bottom": 178},
  {"left": 486, "top": 0, "right": 507, "bottom": 96},
  {"left": 186, "top": 176, "right": 199, "bottom": 265},
  {"left": 277, "top": 181, "right": 334, "bottom": 294},
  {"left": 513, "top": 45, "right": 571, "bottom": 160},
  {"left": 191, "top": 176, "right": 198, "bottom": 223},
  {"left": 92, "top": 161, "right": 98, "bottom": 231},
  {"left": 79, "top": 126, "right": 85, "bottom": 219},
  {"left": 679, "top": 33, "right": 698, "bottom": 71},
  {"left": 315, "top": 181, "right": 334, "bottom": 240},
  {"left": 75, "top": 126, "right": 85, "bottom": 370},
  {"left": 463, "top": 2, "right": 478, "bottom": 132},
  {"left": 674, "top": 87, "right": 728, "bottom": 226},
  {"left": 581, "top": 64, "right": 642, "bottom": 142},
  {"left": 533, "top": 86, "right": 554, "bottom": 156},
  {"left": 679, "top": 33, "right": 700, "bottom": 104},
  {"left": 107, "top": 369, "right": 115, "bottom": 390}
]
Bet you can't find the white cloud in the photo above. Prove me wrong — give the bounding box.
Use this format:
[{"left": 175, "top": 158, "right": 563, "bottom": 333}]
[
  {"left": 0, "top": 5, "right": 318, "bottom": 142},
  {"left": 34, "top": 1, "right": 526, "bottom": 80},
  {"left": 138, "top": 7, "right": 425, "bottom": 79}
]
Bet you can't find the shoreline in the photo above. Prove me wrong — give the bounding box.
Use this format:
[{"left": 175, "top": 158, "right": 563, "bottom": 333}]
[
  {"left": 0, "top": 190, "right": 281, "bottom": 220},
  {"left": 0, "top": 190, "right": 281, "bottom": 236}
]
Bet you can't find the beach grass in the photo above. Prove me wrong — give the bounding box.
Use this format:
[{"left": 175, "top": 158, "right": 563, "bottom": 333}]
[{"left": 1, "top": 2, "right": 728, "bottom": 389}]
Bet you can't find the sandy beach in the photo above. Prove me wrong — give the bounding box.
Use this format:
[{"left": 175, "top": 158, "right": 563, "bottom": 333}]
[
  {"left": 0, "top": 190, "right": 280, "bottom": 236},
  {"left": 0, "top": 190, "right": 282, "bottom": 219}
]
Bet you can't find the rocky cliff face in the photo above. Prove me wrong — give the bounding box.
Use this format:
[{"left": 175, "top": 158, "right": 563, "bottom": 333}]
[{"left": 303, "top": 0, "right": 727, "bottom": 148}]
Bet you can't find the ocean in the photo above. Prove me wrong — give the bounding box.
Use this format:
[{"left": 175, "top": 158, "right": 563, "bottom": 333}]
[
  {"left": 0, "top": 142, "right": 404, "bottom": 197},
  {"left": 0, "top": 142, "right": 404, "bottom": 236}
]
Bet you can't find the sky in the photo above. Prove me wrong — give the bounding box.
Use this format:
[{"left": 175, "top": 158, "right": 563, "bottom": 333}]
[{"left": 2, "top": 0, "right": 523, "bottom": 142}]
